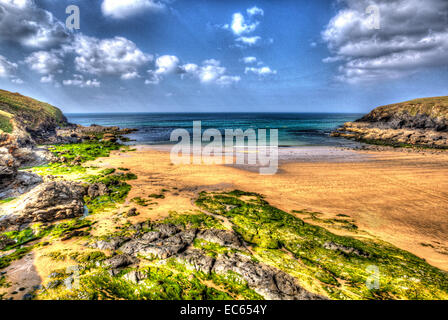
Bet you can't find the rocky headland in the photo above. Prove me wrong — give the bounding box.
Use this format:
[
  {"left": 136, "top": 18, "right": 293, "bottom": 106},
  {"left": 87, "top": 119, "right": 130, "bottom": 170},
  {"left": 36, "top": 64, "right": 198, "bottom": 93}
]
[
  {"left": 332, "top": 96, "right": 448, "bottom": 149},
  {"left": 0, "top": 89, "right": 134, "bottom": 200}
]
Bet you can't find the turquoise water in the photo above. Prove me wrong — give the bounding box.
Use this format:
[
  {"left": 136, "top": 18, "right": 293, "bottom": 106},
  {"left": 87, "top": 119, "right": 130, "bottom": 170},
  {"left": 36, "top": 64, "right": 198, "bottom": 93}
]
[{"left": 66, "top": 113, "right": 363, "bottom": 147}]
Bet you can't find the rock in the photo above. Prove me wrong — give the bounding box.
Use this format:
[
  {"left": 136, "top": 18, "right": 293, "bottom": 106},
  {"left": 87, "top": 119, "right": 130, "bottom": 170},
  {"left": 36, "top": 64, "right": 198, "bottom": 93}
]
[
  {"left": 122, "top": 270, "right": 147, "bottom": 284},
  {"left": 153, "top": 223, "right": 181, "bottom": 238},
  {"left": 0, "top": 234, "right": 15, "bottom": 250},
  {"left": 197, "top": 229, "right": 244, "bottom": 250},
  {"left": 176, "top": 249, "right": 216, "bottom": 274},
  {"left": 331, "top": 97, "right": 448, "bottom": 148},
  {"left": 90, "top": 237, "right": 128, "bottom": 251},
  {"left": 11, "top": 147, "right": 57, "bottom": 167},
  {"left": 87, "top": 183, "right": 108, "bottom": 198},
  {"left": 212, "top": 253, "right": 323, "bottom": 300},
  {"left": 102, "top": 134, "right": 117, "bottom": 143},
  {"left": 113, "top": 224, "right": 324, "bottom": 300},
  {"left": 0, "top": 171, "right": 43, "bottom": 200},
  {"left": 61, "top": 230, "right": 89, "bottom": 241},
  {"left": 119, "top": 228, "right": 195, "bottom": 259},
  {"left": 103, "top": 254, "right": 138, "bottom": 270},
  {"left": 126, "top": 208, "right": 139, "bottom": 217},
  {"left": 323, "top": 241, "right": 371, "bottom": 258},
  {"left": 0, "top": 181, "right": 86, "bottom": 231},
  {"left": 22, "top": 293, "right": 34, "bottom": 300},
  {"left": 46, "top": 280, "right": 62, "bottom": 289}
]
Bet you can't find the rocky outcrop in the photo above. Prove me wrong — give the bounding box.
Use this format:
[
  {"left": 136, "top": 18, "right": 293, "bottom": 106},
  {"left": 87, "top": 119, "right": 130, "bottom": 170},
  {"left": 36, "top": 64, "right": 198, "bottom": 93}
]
[
  {"left": 0, "top": 181, "right": 86, "bottom": 231},
  {"left": 332, "top": 96, "right": 448, "bottom": 148},
  {"left": 0, "top": 147, "right": 44, "bottom": 199},
  {"left": 55, "top": 125, "right": 137, "bottom": 145},
  {"left": 332, "top": 122, "right": 448, "bottom": 148},
  {"left": 94, "top": 223, "right": 324, "bottom": 300}
]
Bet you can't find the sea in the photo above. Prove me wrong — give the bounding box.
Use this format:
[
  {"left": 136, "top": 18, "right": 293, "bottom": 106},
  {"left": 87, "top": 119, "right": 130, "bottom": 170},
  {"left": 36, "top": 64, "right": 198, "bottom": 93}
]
[{"left": 65, "top": 113, "right": 363, "bottom": 147}]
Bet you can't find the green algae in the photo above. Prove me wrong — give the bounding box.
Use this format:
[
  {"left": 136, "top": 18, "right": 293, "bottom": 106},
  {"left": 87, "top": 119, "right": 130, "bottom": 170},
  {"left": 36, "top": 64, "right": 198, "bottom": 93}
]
[{"left": 195, "top": 190, "right": 448, "bottom": 300}]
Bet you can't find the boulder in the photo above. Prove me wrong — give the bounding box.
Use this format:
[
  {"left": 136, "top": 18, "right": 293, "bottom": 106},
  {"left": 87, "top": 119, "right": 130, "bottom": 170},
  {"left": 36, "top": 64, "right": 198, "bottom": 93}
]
[
  {"left": 87, "top": 183, "right": 108, "bottom": 198},
  {"left": 0, "top": 181, "right": 86, "bottom": 231}
]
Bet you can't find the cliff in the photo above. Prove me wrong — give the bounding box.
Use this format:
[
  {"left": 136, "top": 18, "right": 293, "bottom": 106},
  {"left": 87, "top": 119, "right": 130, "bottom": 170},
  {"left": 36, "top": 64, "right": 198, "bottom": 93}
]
[
  {"left": 0, "top": 89, "right": 69, "bottom": 147},
  {"left": 332, "top": 96, "right": 448, "bottom": 148}
]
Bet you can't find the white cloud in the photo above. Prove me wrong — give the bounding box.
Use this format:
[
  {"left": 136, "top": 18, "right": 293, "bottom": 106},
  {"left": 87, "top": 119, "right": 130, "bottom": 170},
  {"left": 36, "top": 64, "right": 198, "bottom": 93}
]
[
  {"left": 0, "top": 0, "right": 69, "bottom": 48},
  {"left": 155, "top": 55, "right": 180, "bottom": 74},
  {"left": 25, "top": 50, "right": 63, "bottom": 75},
  {"left": 145, "top": 70, "right": 161, "bottom": 85},
  {"left": 245, "top": 66, "right": 277, "bottom": 76},
  {"left": 223, "top": 7, "right": 269, "bottom": 48},
  {"left": 236, "top": 36, "right": 261, "bottom": 46},
  {"left": 0, "top": 0, "right": 32, "bottom": 9},
  {"left": 40, "top": 74, "right": 54, "bottom": 83},
  {"left": 67, "top": 35, "right": 152, "bottom": 79},
  {"left": 216, "top": 75, "right": 241, "bottom": 86},
  {"left": 63, "top": 74, "right": 101, "bottom": 88},
  {"left": 228, "top": 12, "right": 259, "bottom": 35},
  {"left": 242, "top": 56, "right": 257, "bottom": 64},
  {"left": 101, "top": 0, "right": 165, "bottom": 19},
  {"left": 11, "top": 78, "right": 23, "bottom": 84},
  {"left": 247, "top": 6, "right": 264, "bottom": 17},
  {"left": 0, "top": 55, "right": 17, "bottom": 78},
  {"left": 322, "top": 0, "right": 448, "bottom": 83},
  {"left": 180, "top": 59, "right": 240, "bottom": 86}
]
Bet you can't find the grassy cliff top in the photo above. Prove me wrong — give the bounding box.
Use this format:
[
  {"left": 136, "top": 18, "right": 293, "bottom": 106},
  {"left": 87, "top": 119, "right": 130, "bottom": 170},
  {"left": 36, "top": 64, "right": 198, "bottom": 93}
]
[
  {"left": 360, "top": 96, "right": 448, "bottom": 123},
  {"left": 0, "top": 89, "right": 67, "bottom": 134}
]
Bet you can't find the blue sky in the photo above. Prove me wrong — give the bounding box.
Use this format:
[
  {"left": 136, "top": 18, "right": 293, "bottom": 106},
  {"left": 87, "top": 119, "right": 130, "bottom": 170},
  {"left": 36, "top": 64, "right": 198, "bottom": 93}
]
[{"left": 0, "top": 0, "right": 447, "bottom": 113}]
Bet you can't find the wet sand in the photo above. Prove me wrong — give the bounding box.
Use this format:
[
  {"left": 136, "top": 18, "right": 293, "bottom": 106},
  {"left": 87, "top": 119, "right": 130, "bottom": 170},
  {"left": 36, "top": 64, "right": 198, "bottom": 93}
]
[{"left": 93, "top": 145, "right": 448, "bottom": 271}]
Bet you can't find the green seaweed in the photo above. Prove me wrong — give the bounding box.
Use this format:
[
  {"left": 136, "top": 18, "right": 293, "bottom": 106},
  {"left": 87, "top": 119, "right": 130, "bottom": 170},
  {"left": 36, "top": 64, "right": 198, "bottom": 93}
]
[
  {"left": 158, "top": 212, "right": 226, "bottom": 230},
  {"left": 195, "top": 190, "right": 448, "bottom": 300}
]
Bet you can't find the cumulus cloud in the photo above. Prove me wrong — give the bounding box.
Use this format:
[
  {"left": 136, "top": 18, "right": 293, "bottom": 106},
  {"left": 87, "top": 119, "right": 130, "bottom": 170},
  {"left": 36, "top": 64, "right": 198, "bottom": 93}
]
[
  {"left": 223, "top": 6, "right": 269, "bottom": 48},
  {"left": 145, "top": 57, "right": 240, "bottom": 86},
  {"left": 0, "top": 54, "right": 17, "bottom": 78},
  {"left": 246, "top": 6, "right": 264, "bottom": 17},
  {"left": 63, "top": 74, "right": 101, "bottom": 88},
  {"left": 322, "top": 0, "right": 448, "bottom": 83},
  {"left": 0, "top": 0, "right": 69, "bottom": 48},
  {"left": 245, "top": 66, "right": 277, "bottom": 77},
  {"left": 40, "top": 74, "right": 54, "bottom": 83},
  {"left": 227, "top": 12, "right": 259, "bottom": 36},
  {"left": 11, "top": 78, "right": 23, "bottom": 84},
  {"left": 242, "top": 56, "right": 257, "bottom": 64},
  {"left": 155, "top": 55, "right": 180, "bottom": 74},
  {"left": 0, "top": 0, "right": 32, "bottom": 9},
  {"left": 236, "top": 36, "right": 261, "bottom": 46},
  {"left": 180, "top": 59, "right": 240, "bottom": 86},
  {"left": 67, "top": 35, "right": 152, "bottom": 80},
  {"left": 101, "top": 0, "right": 165, "bottom": 19},
  {"left": 25, "top": 50, "right": 63, "bottom": 75}
]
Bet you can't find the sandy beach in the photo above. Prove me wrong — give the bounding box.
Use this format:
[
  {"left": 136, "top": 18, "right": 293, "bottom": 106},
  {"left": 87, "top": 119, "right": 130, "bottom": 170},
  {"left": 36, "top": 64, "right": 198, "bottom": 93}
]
[{"left": 90, "top": 145, "right": 448, "bottom": 271}]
